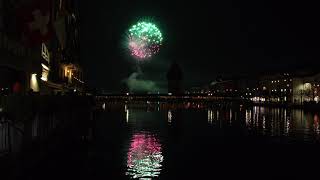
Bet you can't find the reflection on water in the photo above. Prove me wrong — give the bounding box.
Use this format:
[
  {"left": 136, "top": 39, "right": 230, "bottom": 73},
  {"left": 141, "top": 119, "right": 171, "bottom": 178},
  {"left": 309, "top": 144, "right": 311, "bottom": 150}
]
[
  {"left": 314, "top": 114, "right": 320, "bottom": 133},
  {"left": 167, "top": 110, "right": 172, "bottom": 124},
  {"left": 126, "top": 132, "right": 163, "bottom": 179},
  {"left": 245, "top": 109, "right": 252, "bottom": 128},
  {"left": 125, "top": 105, "right": 129, "bottom": 123},
  {"left": 208, "top": 109, "right": 213, "bottom": 124},
  {"left": 96, "top": 103, "right": 320, "bottom": 178}
]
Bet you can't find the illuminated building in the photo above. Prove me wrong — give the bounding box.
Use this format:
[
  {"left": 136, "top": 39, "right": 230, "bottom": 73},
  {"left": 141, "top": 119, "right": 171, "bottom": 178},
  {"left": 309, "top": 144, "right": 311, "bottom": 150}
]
[
  {"left": 209, "top": 78, "right": 237, "bottom": 97},
  {"left": 207, "top": 76, "right": 258, "bottom": 98},
  {"left": 259, "top": 72, "right": 320, "bottom": 104},
  {"left": 292, "top": 72, "right": 320, "bottom": 105},
  {"left": 0, "top": 0, "right": 32, "bottom": 94},
  {"left": 258, "top": 73, "right": 292, "bottom": 103},
  {"left": 0, "top": 0, "right": 82, "bottom": 94},
  {"left": 54, "top": 0, "right": 83, "bottom": 93},
  {"left": 60, "top": 63, "right": 84, "bottom": 90}
]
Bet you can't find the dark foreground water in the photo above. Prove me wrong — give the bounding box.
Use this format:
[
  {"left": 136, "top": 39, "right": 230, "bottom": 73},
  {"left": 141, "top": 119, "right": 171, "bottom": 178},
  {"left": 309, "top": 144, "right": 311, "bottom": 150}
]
[
  {"left": 2, "top": 102, "right": 320, "bottom": 179},
  {"left": 90, "top": 104, "right": 320, "bottom": 179}
]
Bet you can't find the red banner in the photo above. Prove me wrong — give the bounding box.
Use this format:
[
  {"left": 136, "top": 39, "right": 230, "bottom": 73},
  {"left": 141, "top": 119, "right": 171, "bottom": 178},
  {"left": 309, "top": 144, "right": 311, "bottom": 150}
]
[{"left": 17, "top": 0, "right": 53, "bottom": 47}]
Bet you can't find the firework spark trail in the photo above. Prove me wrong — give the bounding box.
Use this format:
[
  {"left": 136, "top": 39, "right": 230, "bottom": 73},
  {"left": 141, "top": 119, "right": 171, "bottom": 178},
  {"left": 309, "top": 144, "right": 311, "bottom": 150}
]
[{"left": 127, "top": 21, "right": 163, "bottom": 59}]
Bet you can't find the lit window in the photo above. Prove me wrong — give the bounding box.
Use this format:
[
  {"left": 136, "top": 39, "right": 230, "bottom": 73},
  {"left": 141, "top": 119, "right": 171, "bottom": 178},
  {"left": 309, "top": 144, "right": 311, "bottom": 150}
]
[
  {"left": 41, "top": 69, "right": 49, "bottom": 81},
  {"left": 41, "top": 43, "right": 50, "bottom": 62},
  {"left": 30, "top": 74, "right": 39, "bottom": 92},
  {"left": 41, "top": 64, "right": 49, "bottom": 82}
]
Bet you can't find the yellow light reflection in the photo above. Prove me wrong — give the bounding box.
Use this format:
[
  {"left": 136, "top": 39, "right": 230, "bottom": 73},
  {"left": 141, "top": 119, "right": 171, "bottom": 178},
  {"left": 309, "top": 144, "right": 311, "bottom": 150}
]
[
  {"left": 208, "top": 109, "right": 213, "bottom": 124},
  {"left": 245, "top": 109, "right": 252, "bottom": 127},
  {"left": 125, "top": 105, "right": 129, "bottom": 123},
  {"left": 167, "top": 110, "right": 172, "bottom": 124}
]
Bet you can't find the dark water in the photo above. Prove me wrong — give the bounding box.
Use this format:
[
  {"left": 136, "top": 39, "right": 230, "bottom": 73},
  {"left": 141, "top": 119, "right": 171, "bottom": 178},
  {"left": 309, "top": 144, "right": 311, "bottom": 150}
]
[
  {"left": 90, "top": 104, "right": 320, "bottom": 179},
  {"left": 3, "top": 102, "right": 320, "bottom": 179}
]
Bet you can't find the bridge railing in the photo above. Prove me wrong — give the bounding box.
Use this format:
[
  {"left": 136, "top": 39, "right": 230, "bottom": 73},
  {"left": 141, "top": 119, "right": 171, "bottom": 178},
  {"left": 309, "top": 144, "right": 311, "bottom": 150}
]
[
  {"left": 0, "top": 119, "right": 10, "bottom": 155},
  {"left": 0, "top": 114, "right": 24, "bottom": 156},
  {"left": 0, "top": 95, "right": 93, "bottom": 158}
]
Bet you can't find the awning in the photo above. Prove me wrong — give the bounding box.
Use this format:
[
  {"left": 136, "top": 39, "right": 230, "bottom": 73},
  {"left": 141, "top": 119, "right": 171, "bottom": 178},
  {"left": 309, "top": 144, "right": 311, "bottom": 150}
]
[{"left": 42, "top": 80, "right": 64, "bottom": 90}]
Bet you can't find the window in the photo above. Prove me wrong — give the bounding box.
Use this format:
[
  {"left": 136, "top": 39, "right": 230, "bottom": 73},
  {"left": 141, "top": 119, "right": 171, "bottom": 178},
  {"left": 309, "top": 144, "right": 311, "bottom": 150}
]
[
  {"left": 41, "top": 64, "right": 50, "bottom": 81},
  {"left": 42, "top": 43, "right": 50, "bottom": 62}
]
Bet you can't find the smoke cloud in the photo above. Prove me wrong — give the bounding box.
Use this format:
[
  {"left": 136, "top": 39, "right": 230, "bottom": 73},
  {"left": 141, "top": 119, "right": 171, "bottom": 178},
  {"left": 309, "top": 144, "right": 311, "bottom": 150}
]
[{"left": 124, "top": 71, "right": 159, "bottom": 93}]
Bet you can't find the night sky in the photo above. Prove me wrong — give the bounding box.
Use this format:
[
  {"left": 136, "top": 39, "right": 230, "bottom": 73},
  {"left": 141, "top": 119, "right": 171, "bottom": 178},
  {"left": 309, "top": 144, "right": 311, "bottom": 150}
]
[{"left": 81, "top": 0, "right": 320, "bottom": 93}]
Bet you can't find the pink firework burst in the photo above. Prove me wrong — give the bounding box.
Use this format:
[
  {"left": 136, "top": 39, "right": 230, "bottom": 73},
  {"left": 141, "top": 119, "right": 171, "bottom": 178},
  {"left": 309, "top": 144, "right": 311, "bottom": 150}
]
[
  {"left": 127, "top": 21, "right": 163, "bottom": 60},
  {"left": 128, "top": 36, "right": 152, "bottom": 59}
]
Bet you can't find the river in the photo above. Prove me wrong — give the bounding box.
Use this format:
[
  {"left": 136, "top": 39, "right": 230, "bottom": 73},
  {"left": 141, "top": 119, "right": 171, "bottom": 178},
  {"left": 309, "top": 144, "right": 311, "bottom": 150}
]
[{"left": 89, "top": 103, "right": 320, "bottom": 179}]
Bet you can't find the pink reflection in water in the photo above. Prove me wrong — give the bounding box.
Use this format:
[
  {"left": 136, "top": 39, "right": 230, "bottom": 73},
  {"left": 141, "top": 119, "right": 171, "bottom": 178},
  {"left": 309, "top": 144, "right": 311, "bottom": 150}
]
[
  {"left": 126, "top": 132, "right": 163, "bottom": 179},
  {"left": 314, "top": 114, "right": 320, "bottom": 134}
]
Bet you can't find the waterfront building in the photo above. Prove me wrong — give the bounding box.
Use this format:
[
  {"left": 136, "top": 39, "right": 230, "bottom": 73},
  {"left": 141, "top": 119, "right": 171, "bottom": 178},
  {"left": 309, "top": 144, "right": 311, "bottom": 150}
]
[
  {"left": 258, "top": 73, "right": 292, "bottom": 103},
  {"left": 291, "top": 72, "right": 320, "bottom": 105},
  {"left": 187, "top": 87, "right": 203, "bottom": 94},
  {"left": 0, "top": 0, "right": 82, "bottom": 95},
  {"left": 209, "top": 80, "right": 236, "bottom": 96},
  {"left": 54, "top": 0, "right": 83, "bottom": 93},
  {"left": 208, "top": 76, "right": 259, "bottom": 98},
  {"left": 258, "top": 72, "right": 320, "bottom": 105}
]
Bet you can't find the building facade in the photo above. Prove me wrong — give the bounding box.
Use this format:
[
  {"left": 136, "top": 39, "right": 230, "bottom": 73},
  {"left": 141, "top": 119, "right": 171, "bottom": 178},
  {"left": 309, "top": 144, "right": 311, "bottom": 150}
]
[
  {"left": 0, "top": 0, "right": 82, "bottom": 95},
  {"left": 258, "top": 73, "right": 293, "bottom": 103},
  {"left": 259, "top": 72, "right": 320, "bottom": 105},
  {"left": 291, "top": 73, "right": 320, "bottom": 105}
]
